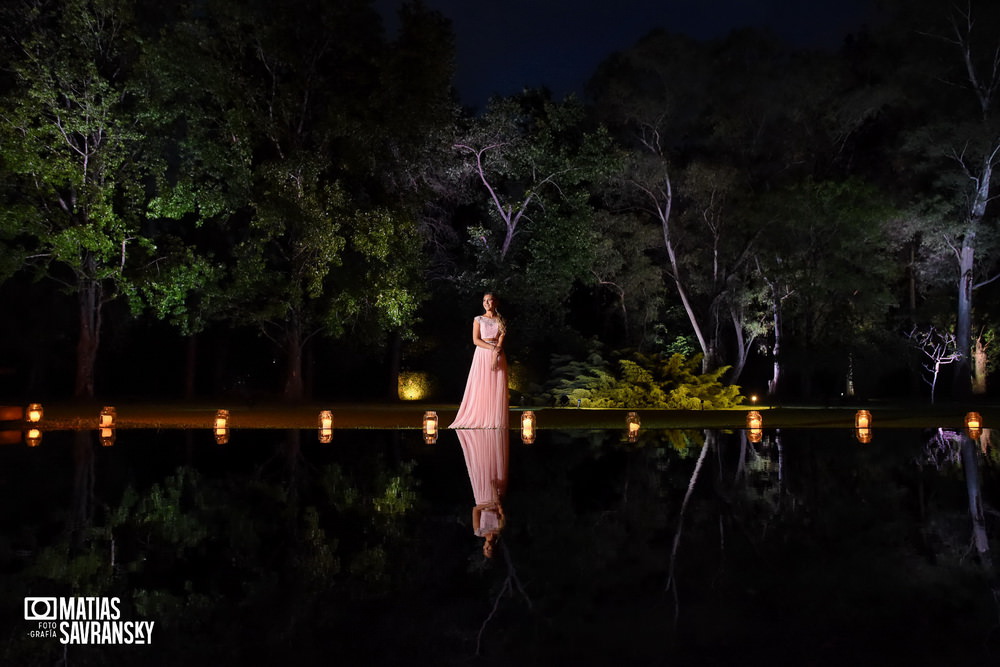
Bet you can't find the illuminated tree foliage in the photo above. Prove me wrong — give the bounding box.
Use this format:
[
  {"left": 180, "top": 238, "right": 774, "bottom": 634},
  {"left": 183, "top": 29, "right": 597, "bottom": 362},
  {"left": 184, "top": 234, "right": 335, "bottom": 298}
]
[
  {"left": 543, "top": 350, "right": 743, "bottom": 409},
  {"left": 143, "top": 0, "right": 443, "bottom": 400},
  {"left": 0, "top": 0, "right": 159, "bottom": 398}
]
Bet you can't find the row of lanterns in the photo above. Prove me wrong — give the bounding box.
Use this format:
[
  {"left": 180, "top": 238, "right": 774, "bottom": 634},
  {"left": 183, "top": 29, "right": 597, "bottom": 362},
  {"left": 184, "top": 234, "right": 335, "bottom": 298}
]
[
  {"left": 14, "top": 403, "right": 989, "bottom": 447},
  {"left": 420, "top": 410, "right": 541, "bottom": 444},
  {"left": 744, "top": 409, "right": 985, "bottom": 444}
]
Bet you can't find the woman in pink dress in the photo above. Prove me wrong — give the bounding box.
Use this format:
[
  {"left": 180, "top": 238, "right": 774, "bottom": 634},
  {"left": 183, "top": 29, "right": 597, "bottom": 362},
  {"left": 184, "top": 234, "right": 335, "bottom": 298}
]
[{"left": 449, "top": 293, "right": 508, "bottom": 429}]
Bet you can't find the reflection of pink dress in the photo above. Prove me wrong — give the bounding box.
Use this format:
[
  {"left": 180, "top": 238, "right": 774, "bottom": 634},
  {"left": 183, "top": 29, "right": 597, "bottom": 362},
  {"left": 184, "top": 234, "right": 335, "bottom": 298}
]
[
  {"left": 456, "top": 429, "right": 509, "bottom": 535},
  {"left": 450, "top": 316, "right": 508, "bottom": 429}
]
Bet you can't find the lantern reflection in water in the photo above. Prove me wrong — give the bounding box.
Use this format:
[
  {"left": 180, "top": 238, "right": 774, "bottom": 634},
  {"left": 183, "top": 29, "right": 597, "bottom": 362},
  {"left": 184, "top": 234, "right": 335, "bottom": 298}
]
[
  {"left": 626, "top": 411, "right": 640, "bottom": 442},
  {"left": 423, "top": 411, "right": 438, "bottom": 444},
  {"left": 521, "top": 411, "right": 536, "bottom": 444},
  {"left": 25, "top": 428, "right": 42, "bottom": 447},
  {"left": 214, "top": 409, "right": 230, "bottom": 444},
  {"left": 318, "top": 410, "right": 333, "bottom": 443}
]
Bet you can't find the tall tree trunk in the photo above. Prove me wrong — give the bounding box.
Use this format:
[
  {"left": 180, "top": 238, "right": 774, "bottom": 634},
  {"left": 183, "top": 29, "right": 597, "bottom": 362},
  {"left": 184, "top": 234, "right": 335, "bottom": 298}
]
[
  {"left": 74, "top": 272, "right": 102, "bottom": 399},
  {"left": 768, "top": 282, "right": 783, "bottom": 397},
  {"left": 972, "top": 332, "right": 988, "bottom": 395},
  {"left": 954, "top": 234, "right": 975, "bottom": 398}
]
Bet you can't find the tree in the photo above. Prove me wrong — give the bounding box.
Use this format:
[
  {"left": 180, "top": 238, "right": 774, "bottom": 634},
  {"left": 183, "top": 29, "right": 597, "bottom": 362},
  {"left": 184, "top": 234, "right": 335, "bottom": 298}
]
[
  {"left": 145, "top": 0, "right": 442, "bottom": 400},
  {"left": 881, "top": 0, "right": 1000, "bottom": 397},
  {"left": 908, "top": 325, "right": 961, "bottom": 403},
  {"left": 0, "top": 0, "right": 158, "bottom": 398},
  {"left": 449, "top": 91, "right": 617, "bottom": 342}
]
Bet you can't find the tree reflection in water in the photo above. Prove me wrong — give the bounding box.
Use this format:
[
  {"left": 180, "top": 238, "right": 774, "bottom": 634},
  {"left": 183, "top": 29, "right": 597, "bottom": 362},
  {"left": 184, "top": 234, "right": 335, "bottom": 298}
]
[{"left": 0, "top": 427, "right": 996, "bottom": 665}]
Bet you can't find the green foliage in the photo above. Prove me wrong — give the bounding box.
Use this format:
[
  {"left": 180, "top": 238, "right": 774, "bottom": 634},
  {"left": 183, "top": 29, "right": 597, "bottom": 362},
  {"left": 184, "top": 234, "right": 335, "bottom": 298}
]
[{"left": 543, "top": 349, "right": 744, "bottom": 408}]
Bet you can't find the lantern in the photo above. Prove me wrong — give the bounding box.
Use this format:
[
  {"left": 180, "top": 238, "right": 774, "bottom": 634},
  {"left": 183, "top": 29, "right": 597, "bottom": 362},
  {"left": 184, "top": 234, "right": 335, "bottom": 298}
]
[
  {"left": 746, "top": 410, "right": 763, "bottom": 443},
  {"left": 99, "top": 406, "right": 116, "bottom": 428},
  {"left": 521, "top": 411, "right": 536, "bottom": 444},
  {"left": 855, "top": 410, "right": 872, "bottom": 430},
  {"left": 626, "top": 411, "right": 641, "bottom": 442},
  {"left": 966, "top": 412, "right": 983, "bottom": 440},
  {"left": 26, "top": 403, "right": 43, "bottom": 423},
  {"left": 25, "top": 428, "right": 42, "bottom": 447},
  {"left": 318, "top": 410, "right": 334, "bottom": 443},
  {"left": 423, "top": 411, "right": 438, "bottom": 444},
  {"left": 214, "top": 409, "right": 230, "bottom": 445}
]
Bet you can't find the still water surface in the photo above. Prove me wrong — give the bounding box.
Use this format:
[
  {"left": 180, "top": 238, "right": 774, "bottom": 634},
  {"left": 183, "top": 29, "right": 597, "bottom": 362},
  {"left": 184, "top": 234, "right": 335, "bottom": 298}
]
[{"left": 1, "top": 427, "right": 998, "bottom": 666}]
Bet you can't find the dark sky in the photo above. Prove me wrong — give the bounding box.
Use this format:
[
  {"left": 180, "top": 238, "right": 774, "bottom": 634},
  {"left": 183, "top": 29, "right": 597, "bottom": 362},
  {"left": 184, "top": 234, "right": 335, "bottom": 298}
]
[{"left": 375, "top": 0, "right": 875, "bottom": 106}]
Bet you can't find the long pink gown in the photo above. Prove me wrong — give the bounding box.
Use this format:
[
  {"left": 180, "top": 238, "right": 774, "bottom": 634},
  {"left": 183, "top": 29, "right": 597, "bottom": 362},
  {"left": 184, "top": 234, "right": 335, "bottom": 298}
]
[
  {"left": 449, "top": 315, "right": 508, "bottom": 429},
  {"left": 456, "top": 429, "right": 508, "bottom": 536}
]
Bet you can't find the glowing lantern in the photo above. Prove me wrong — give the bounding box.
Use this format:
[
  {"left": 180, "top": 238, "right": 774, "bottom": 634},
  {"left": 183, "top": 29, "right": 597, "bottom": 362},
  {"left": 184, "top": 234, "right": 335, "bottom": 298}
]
[
  {"left": 25, "top": 428, "right": 42, "bottom": 447},
  {"left": 747, "top": 410, "right": 763, "bottom": 443},
  {"left": 214, "top": 409, "right": 230, "bottom": 445},
  {"left": 99, "top": 406, "right": 116, "bottom": 428},
  {"left": 966, "top": 412, "right": 983, "bottom": 440},
  {"left": 26, "top": 403, "right": 43, "bottom": 423},
  {"left": 521, "top": 411, "right": 536, "bottom": 444},
  {"left": 318, "top": 410, "right": 333, "bottom": 443},
  {"left": 423, "top": 411, "right": 438, "bottom": 444},
  {"left": 626, "top": 411, "right": 641, "bottom": 442},
  {"left": 853, "top": 410, "right": 873, "bottom": 443},
  {"left": 97, "top": 406, "right": 117, "bottom": 446}
]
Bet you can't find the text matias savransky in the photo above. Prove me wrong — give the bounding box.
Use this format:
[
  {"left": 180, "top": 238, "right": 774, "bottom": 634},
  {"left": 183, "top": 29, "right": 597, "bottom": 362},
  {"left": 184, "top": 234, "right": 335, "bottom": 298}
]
[{"left": 24, "top": 596, "right": 155, "bottom": 645}]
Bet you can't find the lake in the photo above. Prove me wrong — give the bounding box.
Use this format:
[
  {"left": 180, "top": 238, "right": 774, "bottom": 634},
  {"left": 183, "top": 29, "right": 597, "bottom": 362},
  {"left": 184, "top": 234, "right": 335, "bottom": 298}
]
[{"left": 1, "top": 426, "right": 997, "bottom": 666}]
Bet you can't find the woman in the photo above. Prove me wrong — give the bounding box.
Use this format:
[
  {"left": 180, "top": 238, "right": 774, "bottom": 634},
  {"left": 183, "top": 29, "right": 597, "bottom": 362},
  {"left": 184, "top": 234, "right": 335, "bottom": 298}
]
[{"left": 449, "top": 293, "right": 508, "bottom": 429}]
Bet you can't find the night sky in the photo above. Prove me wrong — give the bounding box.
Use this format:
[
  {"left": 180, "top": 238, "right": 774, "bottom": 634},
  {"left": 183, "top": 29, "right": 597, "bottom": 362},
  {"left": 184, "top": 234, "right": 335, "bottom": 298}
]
[{"left": 375, "top": 0, "right": 876, "bottom": 106}]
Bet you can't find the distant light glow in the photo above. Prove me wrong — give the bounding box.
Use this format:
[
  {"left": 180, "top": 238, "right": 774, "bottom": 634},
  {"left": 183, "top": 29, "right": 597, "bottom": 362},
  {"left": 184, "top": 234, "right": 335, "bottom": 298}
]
[{"left": 398, "top": 372, "right": 431, "bottom": 401}]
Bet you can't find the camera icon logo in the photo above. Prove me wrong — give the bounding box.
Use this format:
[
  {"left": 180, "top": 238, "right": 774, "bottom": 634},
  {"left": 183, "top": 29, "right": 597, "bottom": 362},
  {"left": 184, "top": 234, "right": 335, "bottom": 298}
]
[{"left": 24, "top": 597, "right": 57, "bottom": 621}]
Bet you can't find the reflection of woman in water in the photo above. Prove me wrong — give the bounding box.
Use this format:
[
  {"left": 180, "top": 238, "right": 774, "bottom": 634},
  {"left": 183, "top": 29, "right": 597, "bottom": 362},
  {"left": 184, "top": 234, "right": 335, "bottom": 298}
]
[
  {"left": 456, "top": 429, "right": 509, "bottom": 558},
  {"left": 450, "top": 293, "right": 508, "bottom": 429}
]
